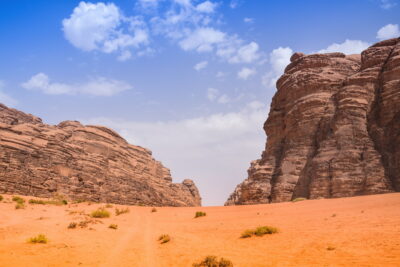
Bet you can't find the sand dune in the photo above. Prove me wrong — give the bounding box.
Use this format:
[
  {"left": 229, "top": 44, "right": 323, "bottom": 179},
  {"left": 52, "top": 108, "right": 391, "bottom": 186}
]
[{"left": 0, "top": 193, "right": 399, "bottom": 267}]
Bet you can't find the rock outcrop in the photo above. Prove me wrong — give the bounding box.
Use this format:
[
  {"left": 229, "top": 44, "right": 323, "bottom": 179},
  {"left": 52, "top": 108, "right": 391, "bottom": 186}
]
[
  {"left": 0, "top": 104, "right": 201, "bottom": 206},
  {"left": 226, "top": 38, "right": 400, "bottom": 205}
]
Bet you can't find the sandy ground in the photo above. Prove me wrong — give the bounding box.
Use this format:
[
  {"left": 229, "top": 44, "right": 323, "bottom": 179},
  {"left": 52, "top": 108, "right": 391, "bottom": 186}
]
[{"left": 0, "top": 193, "right": 399, "bottom": 267}]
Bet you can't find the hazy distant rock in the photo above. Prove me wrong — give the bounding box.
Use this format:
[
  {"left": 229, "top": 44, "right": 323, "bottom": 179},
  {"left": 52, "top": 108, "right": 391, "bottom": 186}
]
[
  {"left": 226, "top": 38, "right": 400, "bottom": 205},
  {"left": 0, "top": 104, "right": 201, "bottom": 206}
]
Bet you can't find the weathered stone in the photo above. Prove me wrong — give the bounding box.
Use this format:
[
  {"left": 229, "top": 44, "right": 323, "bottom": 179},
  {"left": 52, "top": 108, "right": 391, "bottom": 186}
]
[
  {"left": 226, "top": 38, "right": 400, "bottom": 205},
  {"left": 0, "top": 104, "right": 201, "bottom": 206}
]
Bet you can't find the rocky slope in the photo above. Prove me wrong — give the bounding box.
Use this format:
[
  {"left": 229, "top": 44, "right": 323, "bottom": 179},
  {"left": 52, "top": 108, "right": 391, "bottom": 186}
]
[
  {"left": 0, "top": 104, "right": 201, "bottom": 206},
  {"left": 226, "top": 38, "right": 400, "bottom": 205}
]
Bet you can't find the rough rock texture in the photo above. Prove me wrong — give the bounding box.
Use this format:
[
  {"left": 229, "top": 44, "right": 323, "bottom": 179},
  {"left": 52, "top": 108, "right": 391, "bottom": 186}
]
[
  {"left": 226, "top": 38, "right": 400, "bottom": 205},
  {"left": 0, "top": 104, "right": 201, "bottom": 206}
]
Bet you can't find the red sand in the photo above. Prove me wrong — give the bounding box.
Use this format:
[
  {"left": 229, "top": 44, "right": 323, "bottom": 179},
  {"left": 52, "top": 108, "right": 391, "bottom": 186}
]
[{"left": 0, "top": 193, "right": 399, "bottom": 266}]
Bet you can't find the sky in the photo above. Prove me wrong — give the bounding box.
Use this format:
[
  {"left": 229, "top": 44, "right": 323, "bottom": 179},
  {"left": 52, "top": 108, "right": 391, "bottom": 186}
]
[{"left": 0, "top": 0, "right": 399, "bottom": 206}]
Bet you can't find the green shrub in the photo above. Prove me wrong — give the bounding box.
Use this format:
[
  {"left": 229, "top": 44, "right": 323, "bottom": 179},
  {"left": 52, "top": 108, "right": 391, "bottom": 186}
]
[
  {"left": 0, "top": 195, "right": 3, "bottom": 201},
  {"left": 90, "top": 208, "right": 110, "bottom": 218},
  {"left": 29, "top": 199, "right": 46, "bottom": 205},
  {"left": 240, "top": 226, "right": 278, "bottom": 238},
  {"left": 115, "top": 207, "right": 129, "bottom": 216},
  {"left": 158, "top": 234, "right": 170, "bottom": 244},
  {"left": 192, "top": 256, "right": 233, "bottom": 267},
  {"left": 68, "top": 222, "right": 77, "bottom": 229},
  {"left": 12, "top": 196, "right": 25, "bottom": 204},
  {"left": 291, "top": 197, "right": 307, "bottom": 202},
  {"left": 15, "top": 202, "right": 25, "bottom": 209},
  {"left": 194, "top": 211, "right": 206, "bottom": 218},
  {"left": 27, "top": 234, "right": 48, "bottom": 244},
  {"left": 109, "top": 224, "right": 118, "bottom": 230}
]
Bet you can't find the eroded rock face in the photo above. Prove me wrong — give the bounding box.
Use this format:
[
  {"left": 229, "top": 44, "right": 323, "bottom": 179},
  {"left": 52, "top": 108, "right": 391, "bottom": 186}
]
[
  {"left": 0, "top": 104, "right": 201, "bottom": 206},
  {"left": 226, "top": 38, "right": 400, "bottom": 205}
]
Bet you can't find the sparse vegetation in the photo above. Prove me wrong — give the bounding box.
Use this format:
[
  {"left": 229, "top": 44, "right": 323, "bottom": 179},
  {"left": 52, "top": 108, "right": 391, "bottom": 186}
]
[
  {"left": 151, "top": 207, "right": 157, "bottom": 213},
  {"left": 292, "top": 197, "right": 307, "bottom": 202},
  {"left": 241, "top": 226, "right": 278, "bottom": 238},
  {"left": 109, "top": 224, "right": 118, "bottom": 230},
  {"left": 192, "top": 256, "right": 233, "bottom": 267},
  {"left": 0, "top": 195, "right": 3, "bottom": 201},
  {"left": 327, "top": 246, "right": 336, "bottom": 251},
  {"left": 15, "top": 202, "right": 25, "bottom": 209},
  {"left": 29, "top": 199, "right": 46, "bottom": 205},
  {"left": 158, "top": 234, "right": 171, "bottom": 244},
  {"left": 194, "top": 211, "right": 206, "bottom": 218},
  {"left": 12, "top": 196, "right": 25, "bottom": 204},
  {"left": 105, "top": 203, "right": 113, "bottom": 208},
  {"left": 332, "top": 213, "right": 337, "bottom": 217},
  {"left": 68, "top": 222, "right": 77, "bottom": 229},
  {"left": 28, "top": 198, "right": 67, "bottom": 206},
  {"left": 115, "top": 207, "right": 129, "bottom": 216},
  {"left": 90, "top": 208, "right": 110, "bottom": 218},
  {"left": 27, "top": 234, "right": 48, "bottom": 244}
]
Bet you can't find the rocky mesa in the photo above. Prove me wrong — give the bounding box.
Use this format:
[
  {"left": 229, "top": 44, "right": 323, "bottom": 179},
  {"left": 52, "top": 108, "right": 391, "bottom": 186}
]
[
  {"left": 0, "top": 104, "right": 201, "bottom": 206},
  {"left": 226, "top": 38, "right": 400, "bottom": 205}
]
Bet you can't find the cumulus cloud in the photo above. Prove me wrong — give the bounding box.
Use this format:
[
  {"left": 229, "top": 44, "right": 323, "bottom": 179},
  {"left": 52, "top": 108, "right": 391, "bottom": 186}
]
[
  {"left": 62, "top": 2, "right": 149, "bottom": 59},
  {"left": 0, "top": 81, "right": 18, "bottom": 107},
  {"left": 262, "top": 47, "right": 293, "bottom": 88},
  {"left": 83, "top": 101, "right": 268, "bottom": 205},
  {"left": 21, "top": 73, "right": 132, "bottom": 96},
  {"left": 206, "top": 87, "right": 231, "bottom": 104},
  {"left": 377, "top": 24, "right": 400, "bottom": 40},
  {"left": 318, "top": 39, "right": 370, "bottom": 54},
  {"left": 179, "top": 27, "right": 225, "bottom": 52},
  {"left": 237, "top": 67, "right": 256, "bottom": 80},
  {"left": 196, "top": 1, "right": 217, "bottom": 13},
  {"left": 194, "top": 60, "right": 208, "bottom": 71},
  {"left": 379, "top": 0, "right": 397, "bottom": 9}
]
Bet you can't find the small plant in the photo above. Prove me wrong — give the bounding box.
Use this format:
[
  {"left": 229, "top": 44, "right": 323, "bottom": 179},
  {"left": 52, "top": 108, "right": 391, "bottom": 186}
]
[
  {"left": 327, "top": 246, "right": 335, "bottom": 251},
  {"left": 27, "top": 234, "right": 48, "bottom": 244},
  {"left": 115, "top": 207, "right": 129, "bottom": 216},
  {"left": 68, "top": 222, "right": 77, "bottom": 229},
  {"left": 194, "top": 211, "right": 206, "bottom": 218},
  {"left": 28, "top": 198, "right": 67, "bottom": 206},
  {"left": 109, "top": 224, "right": 118, "bottom": 230},
  {"left": 192, "top": 256, "right": 233, "bottom": 267},
  {"left": 151, "top": 207, "right": 157, "bottom": 213},
  {"left": 29, "top": 199, "right": 46, "bottom": 205},
  {"left": 90, "top": 208, "right": 110, "bottom": 218},
  {"left": 105, "top": 203, "right": 113, "bottom": 208},
  {"left": 240, "top": 226, "right": 278, "bottom": 238},
  {"left": 291, "top": 197, "right": 307, "bottom": 202},
  {"left": 15, "top": 202, "right": 25, "bottom": 209},
  {"left": 12, "top": 196, "right": 25, "bottom": 204},
  {"left": 0, "top": 195, "right": 3, "bottom": 201},
  {"left": 158, "top": 234, "right": 171, "bottom": 244}
]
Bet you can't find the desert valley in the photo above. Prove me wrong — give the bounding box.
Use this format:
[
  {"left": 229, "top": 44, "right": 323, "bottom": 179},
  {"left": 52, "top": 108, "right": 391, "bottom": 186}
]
[{"left": 1, "top": 1, "right": 400, "bottom": 266}]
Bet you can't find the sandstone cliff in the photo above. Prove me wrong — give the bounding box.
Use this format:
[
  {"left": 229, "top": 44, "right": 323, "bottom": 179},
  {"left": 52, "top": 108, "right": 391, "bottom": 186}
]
[
  {"left": 226, "top": 38, "right": 400, "bottom": 205},
  {"left": 0, "top": 104, "right": 201, "bottom": 206}
]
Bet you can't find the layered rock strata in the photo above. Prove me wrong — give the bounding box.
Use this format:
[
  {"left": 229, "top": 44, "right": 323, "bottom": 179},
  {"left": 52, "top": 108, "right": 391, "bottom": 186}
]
[
  {"left": 0, "top": 104, "right": 201, "bottom": 206},
  {"left": 226, "top": 38, "right": 400, "bottom": 205}
]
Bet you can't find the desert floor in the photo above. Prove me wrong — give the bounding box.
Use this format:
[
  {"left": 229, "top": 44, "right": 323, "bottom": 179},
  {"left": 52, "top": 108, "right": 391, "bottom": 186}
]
[{"left": 0, "top": 193, "right": 399, "bottom": 267}]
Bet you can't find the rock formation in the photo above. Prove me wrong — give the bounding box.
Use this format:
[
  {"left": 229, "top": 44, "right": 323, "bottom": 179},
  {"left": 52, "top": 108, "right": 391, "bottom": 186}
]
[
  {"left": 226, "top": 38, "right": 400, "bottom": 205},
  {"left": 0, "top": 104, "right": 201, "bottom": 206}
]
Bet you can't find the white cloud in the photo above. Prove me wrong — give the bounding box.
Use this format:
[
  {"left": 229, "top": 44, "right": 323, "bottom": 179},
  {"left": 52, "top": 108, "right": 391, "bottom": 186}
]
[
  {"left": 196, "top": 1, "right": 217, "bottom": 13},
  {"left": 379, "top": 0, "right": 397, "bottom": 9},
  {"left": 262, "top": 47, "right": 293, "bottom": 88},
  {"left": 194, "top": 60, "right": 208, "bottom": 71},
  {"left": 237, "top": 67, "right": 256, "bottom": 80},
  {"left": 220, "top": 41, "right": 261, "bottom": 64},
  {"left": 207, "top": 87, "right": 219, "bottom": 101},
  {"left": 217, "top": 94, "right": 230, "bottom": 104},
  {"left": 63, "top": 2, "right": 149, "bottom": 59},
  {"left": 21, "top": 73, "right": 132, "bottom": 96},
  {"left": 229, "top": 0, "right": 241, "bottom": 9},
  {"left": 318, "top": 39, "right": 370, "bottom": 54},
  {"left": 0, "top": 81, "right": 18, "bottom": 107},
  {"left": 206, "top": 88, "right": 232, "bottom": 104},
  {"left": 83, "top": 101, "right": 268, "bottom": 205},
  {"left": 243, "top": 17, "right": 254, "bottom": 23},
  {"left": 216, "top": 71, "right": 226, "bottom": 78},
  {"left": 377, "top": 24, "right": 400, "bottom": 40},
  {"left": 179, "top": 27, "right": 225, "bottom": 52}
]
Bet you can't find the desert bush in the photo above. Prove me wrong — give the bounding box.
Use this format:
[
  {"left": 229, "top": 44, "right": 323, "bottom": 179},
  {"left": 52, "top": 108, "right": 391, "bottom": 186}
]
[
  {"left": 291, "top": 197, "right": 306, "bottom": 202},
  {"left": 194, "top": 211, "right": 206, "bottom": 218},
  {"left": 0, "top": 195, "right": 3, "bottom": 201},
  {"left": 29, "top": 199, "right": 46, "bottom": 205},
  {"left": 105, "top": 204, "right": 113, "bottom": 208},
  {"left": 15, "top": 202, "right": 25, "bottom": 209},
  {"left": 27, "top": 234, "right": 48, "bottom": 244},
  {"left": 158, "top": 234, "right": 171, "bottom": 244},
  {"left": 90, "top": 208, "right": 110, "bottom": 218},
  {"left": 241, "top": 226, "right": 278, "bottom": 238},
  {"left": 115, "top": 207, "right": 129, "bottom": 216},
  {"left": 12, "top": 196, "right": 25, "bottom": 204},
  {"left": 68, "top": 222, "right": 77, "bottom": 229},
  {"left": 327, "top": 246, "right": 335, "bottom": 251},
  {"left": 151, "top": 207, "right": 157, "bottom": 213},
  {"left": 109, "top": 224, "right": 118, "bottom": 230},
  {"left": 192, "top": 256, "right": 233, "bottom": 267},
  {"left": 29, "top": 198, "right": 67, "bottom": 205}
]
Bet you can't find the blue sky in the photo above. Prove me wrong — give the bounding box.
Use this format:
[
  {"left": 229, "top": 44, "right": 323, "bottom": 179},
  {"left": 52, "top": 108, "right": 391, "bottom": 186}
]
[{"left": 0, "top": 0, "right": 399, "bottom": 206}]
